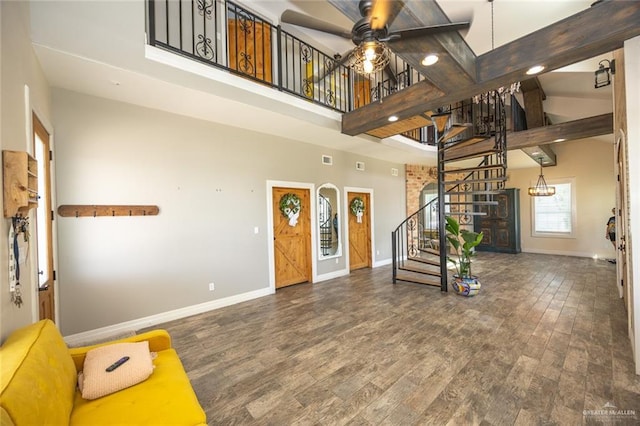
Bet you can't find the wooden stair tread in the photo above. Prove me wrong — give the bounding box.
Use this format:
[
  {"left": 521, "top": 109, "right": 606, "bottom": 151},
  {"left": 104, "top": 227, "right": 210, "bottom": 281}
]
[
  {"left": 444, "top": 164, "right": 506, "bottom": 174},
  {"left": 439, "top": 124, "right": 471, "bottom": 142},
  {"left": 447, "top": 190, "right": 503, "bottom": 195},
  {"left": 395, "top": 274, "right": 441, "bottom": 287},
  {"left": 444, "top": 148, "right": 500, "bottom": 162},
  {"left": 430, "top": 113, "right": 451, "bottom": 133},
  {"left": 398, "top": 265, "right": 441, "bottom": 277},
  {"left": 445, "top": 200, "right": 499, "bottom": 205},
  {"left": 406, "top": 256, "right": 440, "bottom": 267},
  {"left": 443, "top": 176, "right": 507, "bottom": 185},
  {"left": 446, "top": 211, "right": 487, "bottom": 216},
  {"left": 444, "top": 136, "right": 488, "bottom": 150}
]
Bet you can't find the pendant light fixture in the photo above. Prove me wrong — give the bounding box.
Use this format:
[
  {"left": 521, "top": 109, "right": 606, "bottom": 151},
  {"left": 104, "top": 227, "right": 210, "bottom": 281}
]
[{"left": 528, "top": 157, "right": 556, "bottom": 196}]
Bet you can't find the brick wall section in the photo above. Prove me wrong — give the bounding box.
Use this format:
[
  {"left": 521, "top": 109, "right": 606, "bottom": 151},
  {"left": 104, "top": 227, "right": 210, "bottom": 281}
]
[{"left": 405, "top": 165, "right": 438, "bottom": 216}]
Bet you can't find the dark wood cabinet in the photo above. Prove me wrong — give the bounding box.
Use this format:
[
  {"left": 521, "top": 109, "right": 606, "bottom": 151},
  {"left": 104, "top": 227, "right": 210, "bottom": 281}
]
[{"left": 475, "top": 188, "right": 521, "bottom": 253}]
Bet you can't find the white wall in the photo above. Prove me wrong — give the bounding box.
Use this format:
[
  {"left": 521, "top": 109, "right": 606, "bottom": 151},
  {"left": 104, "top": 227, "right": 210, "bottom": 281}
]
[
  {"left": 624, "top": 36, "right": 640, "bottom": 373},
  {"left": 506, "top": 138, "right": 615, "bottom": 258},
  {"left": 0, "top": 1, "right": 53, "bottom": 341},
  {"left": 52, "top": 89, "right": 405, "bottom": 336}
]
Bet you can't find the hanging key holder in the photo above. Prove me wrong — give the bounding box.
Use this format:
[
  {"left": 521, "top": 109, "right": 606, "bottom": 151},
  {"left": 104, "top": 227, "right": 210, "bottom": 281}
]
[{"left": 8, "top": 216, "right": 29, "bottom": 308}]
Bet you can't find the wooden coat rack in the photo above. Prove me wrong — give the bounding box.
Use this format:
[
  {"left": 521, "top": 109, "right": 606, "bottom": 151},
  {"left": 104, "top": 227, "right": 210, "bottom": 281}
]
[{"left": 57, "top": 205, "right": 160, "bottom": 218}]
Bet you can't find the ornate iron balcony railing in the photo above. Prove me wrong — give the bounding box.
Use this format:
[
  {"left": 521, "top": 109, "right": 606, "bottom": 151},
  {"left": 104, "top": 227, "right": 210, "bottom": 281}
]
[{"left": 146, "top": 0, "right": 431, "bottom": 141}]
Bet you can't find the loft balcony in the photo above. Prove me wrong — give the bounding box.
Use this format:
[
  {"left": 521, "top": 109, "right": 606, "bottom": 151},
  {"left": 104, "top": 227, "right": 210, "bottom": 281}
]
[{"left": 146, "top": 0, "right": 436, "bottom": 145}]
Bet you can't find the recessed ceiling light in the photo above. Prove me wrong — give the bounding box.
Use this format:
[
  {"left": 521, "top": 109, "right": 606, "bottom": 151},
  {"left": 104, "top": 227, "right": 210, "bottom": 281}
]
[
  {"left": 554, "top": 138, "right": 566, "bottom": 142},
  {"left": 388, "top": 115, "right": 399, "bottom": 122},
  {"left": 421, "top": 54, "right": 439, "bottom": 66},
  {"left": 526, "top": 65, "right": 545, "bottom": 75}
]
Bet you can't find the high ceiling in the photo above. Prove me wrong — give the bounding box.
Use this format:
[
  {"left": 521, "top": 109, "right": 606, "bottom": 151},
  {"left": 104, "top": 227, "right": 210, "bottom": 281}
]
[
  {"left": 29, "top": 0, "right": 630, "bottom": 168},
  {"left": 256, "top": 0, "right": 619, "bottom": 166}
]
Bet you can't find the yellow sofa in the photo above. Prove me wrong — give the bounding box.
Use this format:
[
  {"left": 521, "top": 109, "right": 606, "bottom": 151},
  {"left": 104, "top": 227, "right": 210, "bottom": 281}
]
[{"left": 0, "top": 319, "right": 206, "bottom": 425}]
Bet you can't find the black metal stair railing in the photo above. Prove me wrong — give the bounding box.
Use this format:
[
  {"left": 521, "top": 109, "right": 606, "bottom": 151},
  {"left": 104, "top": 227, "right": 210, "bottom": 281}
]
[
  {"left": 146, "top": 0, "right": 435, "bottom": 140},
  {"left": 393, "top": 91, "right": 509, "bottom": 291},
  {"left": 392, "top": 198, "right": 442, "bottom": 288}
]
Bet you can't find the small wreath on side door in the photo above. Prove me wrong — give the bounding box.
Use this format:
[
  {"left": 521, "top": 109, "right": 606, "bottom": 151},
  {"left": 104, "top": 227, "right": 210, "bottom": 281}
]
[
  {"left": 350, "top": 197, "right": 365, "bottom": 216},
  {"left": 279, "top": 193, "right": 301, "bottom": 217}
]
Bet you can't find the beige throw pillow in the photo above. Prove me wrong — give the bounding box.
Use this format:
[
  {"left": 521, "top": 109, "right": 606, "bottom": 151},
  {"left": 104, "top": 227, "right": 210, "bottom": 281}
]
[{"left": 78, "top": 341, "right": 154, "bottom": 400}]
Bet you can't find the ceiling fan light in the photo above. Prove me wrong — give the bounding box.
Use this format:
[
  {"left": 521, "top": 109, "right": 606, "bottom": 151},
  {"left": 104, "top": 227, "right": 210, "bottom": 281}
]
[
  {"left": 364, "top": 43, "right": 377, "bottom": 61},
  {"left": 526, "top": 65, "right": 545, "bottom": 75},
  {"left": 363, "top": 60, "right": 374, "bottom": 74},
  {"left": 421, "top": 54, "right": 439, "bottom": 66}
]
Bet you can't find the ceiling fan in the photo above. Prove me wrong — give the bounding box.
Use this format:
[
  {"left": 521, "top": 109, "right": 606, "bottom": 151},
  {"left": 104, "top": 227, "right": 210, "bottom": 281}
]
[{"left": 281, "top": 0, "right": 471, "bottom": 79}]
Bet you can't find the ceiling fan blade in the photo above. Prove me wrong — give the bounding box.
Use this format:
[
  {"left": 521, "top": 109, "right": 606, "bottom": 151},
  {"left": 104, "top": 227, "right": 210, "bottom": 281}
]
[
  {"left": 313, "top": 50, "right": 354, "bottom": 83},
  {"left": 281, "top": 10, "right": 352, "bottom": 39},
  {"left": 370, "top": 0, "right": 405, "bottom": 30},
  {"left": 386, "top": 22, "right": 471, "bottom": 41}
]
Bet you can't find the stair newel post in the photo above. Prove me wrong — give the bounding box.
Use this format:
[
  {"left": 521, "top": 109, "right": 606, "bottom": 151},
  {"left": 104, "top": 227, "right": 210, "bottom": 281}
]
[
  {"left": 437, "top": 121, "right": 448, "bottom": 292},
  {"left": 391, "top": 228, "right": 397, "bottom": 284}
]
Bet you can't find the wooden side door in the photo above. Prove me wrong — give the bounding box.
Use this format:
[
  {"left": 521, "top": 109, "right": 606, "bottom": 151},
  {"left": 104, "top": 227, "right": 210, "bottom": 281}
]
[
  {"left": 348, "top": 192, "right": 371, "bottom": 271},
  {"left": 272, "top": 187, "right": 311, "bottom": 288},
  {"left": 33, "top": 114, "right": 55, "bottom": 321}
]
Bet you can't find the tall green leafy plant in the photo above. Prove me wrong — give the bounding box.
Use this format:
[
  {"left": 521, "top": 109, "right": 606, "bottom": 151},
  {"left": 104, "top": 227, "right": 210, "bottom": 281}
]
[{"left": 445, "top": 216, "right": 484, "bottom": 278}]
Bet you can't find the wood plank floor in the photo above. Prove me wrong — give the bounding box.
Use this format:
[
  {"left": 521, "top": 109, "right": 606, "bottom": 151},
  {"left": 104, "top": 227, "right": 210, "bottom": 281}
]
[{"left": 148, "top": 253, "right": 640, "bottom": 425}]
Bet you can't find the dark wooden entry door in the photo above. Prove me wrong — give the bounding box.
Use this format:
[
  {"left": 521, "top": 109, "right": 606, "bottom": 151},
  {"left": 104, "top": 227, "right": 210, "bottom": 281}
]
[
  {"left": 475, "top": 188, "right": 521, "bottom": 253},
  {"left": 348, "top": 192, "right": 371, "bottom": 271},
  {"left": 272, "top": 187, "right": 311, "bottom": 288}
]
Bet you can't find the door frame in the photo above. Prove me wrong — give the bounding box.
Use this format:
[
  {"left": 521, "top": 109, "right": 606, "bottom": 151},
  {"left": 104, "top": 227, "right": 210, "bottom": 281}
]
[
  {"left": 344, "top": 187, "right": 375, "bottom": 270},
  {"left": 266, "top": 180, "right": 316, "bottom": 291},
  {"left": 25, "top": 86, "right": 59, "bottom": 324}
]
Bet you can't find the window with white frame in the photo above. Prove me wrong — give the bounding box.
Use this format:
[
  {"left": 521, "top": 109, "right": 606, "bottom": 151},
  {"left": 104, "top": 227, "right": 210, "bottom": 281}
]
[{"left": 532, "top": 178, "right": 576, "bottom": 237}]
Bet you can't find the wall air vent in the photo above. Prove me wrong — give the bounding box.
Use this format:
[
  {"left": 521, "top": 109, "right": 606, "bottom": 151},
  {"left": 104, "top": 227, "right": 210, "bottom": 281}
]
[{"left": 322, "top": 155, "right": 333, "bottom": 165}]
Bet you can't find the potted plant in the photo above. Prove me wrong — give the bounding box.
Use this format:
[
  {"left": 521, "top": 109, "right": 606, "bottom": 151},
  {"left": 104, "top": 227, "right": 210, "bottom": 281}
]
[{"left": 445, "top": 216, "right": 484, "bottom": 296}]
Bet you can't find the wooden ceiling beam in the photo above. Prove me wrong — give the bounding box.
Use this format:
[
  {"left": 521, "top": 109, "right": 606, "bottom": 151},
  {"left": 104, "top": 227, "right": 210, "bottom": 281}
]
[
  {"left": 444, "top": 113, "right": 613, "bottom": 161},
  {"left": 341, "top": 0, "right": 640, "bottom": 137}
]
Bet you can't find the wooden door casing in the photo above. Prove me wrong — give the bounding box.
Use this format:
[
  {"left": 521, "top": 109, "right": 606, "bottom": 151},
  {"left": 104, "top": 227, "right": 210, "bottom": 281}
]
[
  {"left": 273, "top": 187, "right": 311, "bottom": 288},
  {"left": 348, "top": 192, "right": 371, "bottom": 271}
]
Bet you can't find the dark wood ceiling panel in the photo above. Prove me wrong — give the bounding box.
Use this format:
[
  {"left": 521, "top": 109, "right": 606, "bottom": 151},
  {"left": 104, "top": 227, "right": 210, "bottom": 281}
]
[
  {"left": 366, "top": 113, "right": 433, "bottom": 139},
  {"left": 342, "top": 80, "right": 445, "bottom": 136}
]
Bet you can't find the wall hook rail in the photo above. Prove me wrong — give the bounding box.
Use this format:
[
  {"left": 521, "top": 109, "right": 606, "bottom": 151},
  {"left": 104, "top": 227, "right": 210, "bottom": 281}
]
[{"left": 57, "top": 205, "right": 160, "bottom": 218}]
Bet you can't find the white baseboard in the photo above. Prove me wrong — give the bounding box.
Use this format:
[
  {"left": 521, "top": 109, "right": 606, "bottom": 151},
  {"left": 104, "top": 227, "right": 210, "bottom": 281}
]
[
  {"left": 521, "top": 248, "right": 595, "bottom": 258},
  {"left": 314, "top": 268, "right": 350, "bottom": 283},
  {"left": 373, "top": 257, "right": 392, "bottom": 268},
  {"left": 64, "top": 287, "right": 274, "bottom": 346}
]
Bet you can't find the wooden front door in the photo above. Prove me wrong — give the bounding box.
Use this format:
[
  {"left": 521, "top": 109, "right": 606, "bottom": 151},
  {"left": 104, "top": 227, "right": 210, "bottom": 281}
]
[
  {"left": 348, "top": 192, "right": 371, "bottom": 271},
  {"left": 273, "top": 187, "right": 311, "bottom": 288}
]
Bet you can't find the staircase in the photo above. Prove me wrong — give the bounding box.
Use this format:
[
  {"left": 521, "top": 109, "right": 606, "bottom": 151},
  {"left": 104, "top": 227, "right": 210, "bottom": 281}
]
[{"left": 392, "top": 92, "right": 508, "bottom": 290}]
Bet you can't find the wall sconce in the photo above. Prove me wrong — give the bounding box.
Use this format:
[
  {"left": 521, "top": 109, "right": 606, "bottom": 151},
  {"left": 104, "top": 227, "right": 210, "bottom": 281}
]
[{"left": 595, "top": 59, "right": 615, "bottom": 89}]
